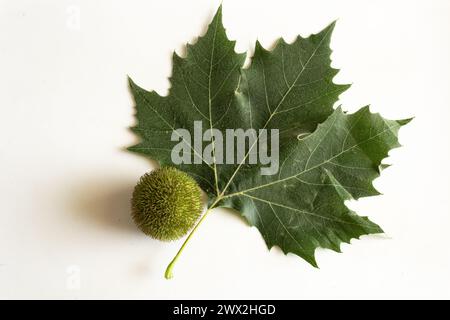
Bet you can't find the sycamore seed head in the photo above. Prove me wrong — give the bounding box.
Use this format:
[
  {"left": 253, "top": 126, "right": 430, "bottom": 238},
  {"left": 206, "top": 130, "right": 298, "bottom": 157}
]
[{"left": 131, "top": 167, "right": 203, "bottom": 241}]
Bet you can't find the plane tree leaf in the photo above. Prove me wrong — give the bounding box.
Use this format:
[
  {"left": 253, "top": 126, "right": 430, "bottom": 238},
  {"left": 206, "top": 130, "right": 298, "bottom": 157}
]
[{"left": 128, "top": 6, "right": 410, "bottom": 270}]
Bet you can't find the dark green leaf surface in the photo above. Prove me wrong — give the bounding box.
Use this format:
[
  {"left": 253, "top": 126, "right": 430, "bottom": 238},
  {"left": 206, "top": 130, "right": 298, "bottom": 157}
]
[
  {"left": 222, "top": 107, "right": 410, "bottom": 265},
  {"left": 129, "top": 6, "right": 409, "bottom": 266},
  {"left": 241, "top": 22, "right": 350, "bottom": 140},
  {"left": 129, "top": 7, "right": 245, "bottom": 198}
]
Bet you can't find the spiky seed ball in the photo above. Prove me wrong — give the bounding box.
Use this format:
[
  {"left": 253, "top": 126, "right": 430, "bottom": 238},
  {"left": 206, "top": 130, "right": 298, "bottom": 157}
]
[{"left": 131, "top": 167, "right": 203, "bottom": 241}]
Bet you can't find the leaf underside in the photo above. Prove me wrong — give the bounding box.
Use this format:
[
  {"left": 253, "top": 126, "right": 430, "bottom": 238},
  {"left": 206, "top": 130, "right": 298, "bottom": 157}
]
[{"left": 128, "top": 6, "right": 409, "bottom": 266}]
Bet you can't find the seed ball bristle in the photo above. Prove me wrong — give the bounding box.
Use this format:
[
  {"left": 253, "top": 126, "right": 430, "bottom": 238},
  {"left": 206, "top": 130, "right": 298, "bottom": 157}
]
[{"left": 131, "top": 167, "right": 203, "bottom": 241}]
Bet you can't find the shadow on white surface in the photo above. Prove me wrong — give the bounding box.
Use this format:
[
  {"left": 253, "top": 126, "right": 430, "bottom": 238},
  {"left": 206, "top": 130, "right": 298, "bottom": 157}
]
[{"left": 71, "top": 178, "right": 139, "bottom": 234}]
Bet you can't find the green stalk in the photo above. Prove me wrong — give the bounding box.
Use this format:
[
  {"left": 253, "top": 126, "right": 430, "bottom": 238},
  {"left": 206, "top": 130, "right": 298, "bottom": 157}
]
[{"left": 165, "top": 199, "right": 221, "bottom": 279}]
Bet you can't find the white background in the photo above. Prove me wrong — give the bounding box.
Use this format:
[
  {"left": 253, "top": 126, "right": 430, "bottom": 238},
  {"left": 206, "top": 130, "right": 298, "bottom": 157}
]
[{"left": 1, "top": 0, "right": 449, "bottom": 299}]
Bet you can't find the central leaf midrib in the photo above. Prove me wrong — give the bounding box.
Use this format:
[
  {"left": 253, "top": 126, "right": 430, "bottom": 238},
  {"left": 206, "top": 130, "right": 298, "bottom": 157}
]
[{"left": 208, "top": 12, "right": 220, "bottom": 196}]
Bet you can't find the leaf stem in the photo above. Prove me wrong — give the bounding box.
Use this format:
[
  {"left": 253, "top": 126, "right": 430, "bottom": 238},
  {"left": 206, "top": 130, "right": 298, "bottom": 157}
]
[{"left": 164, "top": 198, "right": 221, "bottom": 279}]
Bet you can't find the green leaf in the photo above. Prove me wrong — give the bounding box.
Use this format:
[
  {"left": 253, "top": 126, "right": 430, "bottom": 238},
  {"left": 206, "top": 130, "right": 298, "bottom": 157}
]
[
  {"left": 221, "top": 107, "right": 410, "bottom": 265},
  {"left": 128, "top": 6, "right": 410, "bottom": 269},
  {"left": 241, "top": 22, "right": 350, "bottom": 140},
  {"left": 129, "top": 6, "right": 246, "bottom": 198}
]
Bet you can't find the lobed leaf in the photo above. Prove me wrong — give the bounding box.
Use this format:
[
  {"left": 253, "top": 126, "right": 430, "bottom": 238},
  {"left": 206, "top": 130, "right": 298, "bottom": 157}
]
[{"left": 129, "top": 6, "right": 410, "bottom": 266}]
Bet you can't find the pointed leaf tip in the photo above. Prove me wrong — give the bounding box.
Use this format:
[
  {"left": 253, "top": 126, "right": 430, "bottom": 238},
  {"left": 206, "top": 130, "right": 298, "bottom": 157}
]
[
  {"left": 127, "top": 75, "right": 134, "bottom": 86},
  {"left": 213, "top": 4, "right": 223, "bottom": 21},
  {"left": 314, "top": 20, "right": 336, "bottom": 36},
  {"left": 254, "top": 40, "right": 264, "bottom": 53},
  {"left": 398, "top": 118, "right": 414, "bottom": 126}
]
